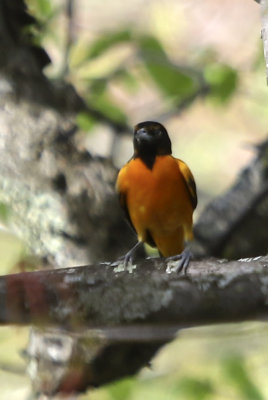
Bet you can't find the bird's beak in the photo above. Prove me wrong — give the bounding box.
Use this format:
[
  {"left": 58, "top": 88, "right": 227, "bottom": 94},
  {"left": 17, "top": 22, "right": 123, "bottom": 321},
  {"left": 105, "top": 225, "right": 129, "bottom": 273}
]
[{"left": 136, "top": 128, "right": 150, "bottom": 143}]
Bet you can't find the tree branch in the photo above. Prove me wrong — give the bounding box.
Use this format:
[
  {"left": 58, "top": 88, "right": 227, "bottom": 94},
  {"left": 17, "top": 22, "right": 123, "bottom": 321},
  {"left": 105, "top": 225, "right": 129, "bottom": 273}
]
[
  {"left": 1, "top": 256, "right": 268, "bottom": 394},
  {"left": 193, "top": 139, "right": 268, "bottom": 259},
  {"left": 2, "top": 257, "right": 268, "bottom": 328}
]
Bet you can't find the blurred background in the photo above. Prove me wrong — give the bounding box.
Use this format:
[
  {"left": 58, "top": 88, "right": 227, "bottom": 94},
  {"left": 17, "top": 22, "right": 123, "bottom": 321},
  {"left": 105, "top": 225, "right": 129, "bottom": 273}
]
[
  {"left": 26, "top": 0, "right": 268, "bottom": 209},
  {"left": 1, "top": 0, "right": 268, "bottom": 399}
]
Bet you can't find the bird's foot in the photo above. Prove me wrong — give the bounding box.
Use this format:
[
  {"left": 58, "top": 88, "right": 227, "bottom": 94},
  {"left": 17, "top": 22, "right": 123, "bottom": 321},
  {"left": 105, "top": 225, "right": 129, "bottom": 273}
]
[
  {"left": 118, "top": 242, "right": 144, "bottom": 269},
  {"left": 122, "top": 248, "right": 135, "bottom": 268},
  {"left": 166, "top": 247, "right": 192, "bottom": 275}
]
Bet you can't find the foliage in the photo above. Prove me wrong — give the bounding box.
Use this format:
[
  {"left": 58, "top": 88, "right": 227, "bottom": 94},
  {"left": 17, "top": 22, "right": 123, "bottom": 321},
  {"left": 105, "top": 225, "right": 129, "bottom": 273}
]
[
  {"left": 70, "top": 30, "right": 238, "bottom": 130},
  {"left": 27, "top": 0, "right": 54, "bottom": 19},
  {"left": 26, "top": 0, "right": 239, "bottom": 135},
  {"left": 223, "top": 356, "right": 264, "bottom": 400},
  {"left": 88, "top": 353, "right": 265, "bottom": 400},
  {"left": 205, "top": 64, "right": 238, "bottom": 103},
  {"left": 0, "top": 202, "right": 11, "bottom": 223},
  {"left": 138, "top": 34, "right": 198, "bottom": 100}
]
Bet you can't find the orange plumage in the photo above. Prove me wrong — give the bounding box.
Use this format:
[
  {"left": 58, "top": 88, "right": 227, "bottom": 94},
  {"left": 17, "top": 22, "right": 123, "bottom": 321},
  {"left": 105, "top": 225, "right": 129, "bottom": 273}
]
[{"left": 116, "top": 121, "right": 197, "bottom": 270}]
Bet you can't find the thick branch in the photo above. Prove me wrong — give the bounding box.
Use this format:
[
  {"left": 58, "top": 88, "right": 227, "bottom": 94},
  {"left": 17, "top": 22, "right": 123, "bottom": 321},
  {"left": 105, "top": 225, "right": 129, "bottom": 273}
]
[
  {"left": 2, "top": 257, "right": 268, "bottom": 394},
  {"left": 2, "top": 257, "right": 268, "bottom": 328}
]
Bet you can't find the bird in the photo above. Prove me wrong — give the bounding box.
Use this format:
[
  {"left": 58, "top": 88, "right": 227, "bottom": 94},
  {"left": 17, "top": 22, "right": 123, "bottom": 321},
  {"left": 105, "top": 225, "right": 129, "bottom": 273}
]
[{"left": 116, "top": 121, "right": 197, "bottom": 273}]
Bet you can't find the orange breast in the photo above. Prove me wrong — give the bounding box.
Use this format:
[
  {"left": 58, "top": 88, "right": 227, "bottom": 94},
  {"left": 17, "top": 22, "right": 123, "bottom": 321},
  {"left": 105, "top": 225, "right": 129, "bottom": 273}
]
[{"left": 117, "top": 155, "right": 194, "bottom": 256}]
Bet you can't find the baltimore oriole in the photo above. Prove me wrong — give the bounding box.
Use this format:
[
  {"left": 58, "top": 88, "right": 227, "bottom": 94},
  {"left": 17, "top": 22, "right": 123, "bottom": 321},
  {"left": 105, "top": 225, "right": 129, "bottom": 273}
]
[{"left": 116, "top": 121, "right": 197, "bottom": 273}]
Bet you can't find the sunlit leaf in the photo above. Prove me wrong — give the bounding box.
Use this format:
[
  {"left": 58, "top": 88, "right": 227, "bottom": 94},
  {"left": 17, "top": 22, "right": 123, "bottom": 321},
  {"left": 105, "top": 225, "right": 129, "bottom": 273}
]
[
  {"left": 76, "top": 112, "right": 96, "bottom": 132},
  {"left": 223, "top": 356, "right": 264, "bottom": 400},
  {"left": 175, "top": 377, "right": 214, "bottom": 400},
  {"left": 70, "top": 39, "right": 92, "bottom": 69},
  {"left": 35, "top": 0, "right": 52, "bottom": 16},
  {"left": 107, "top": 378, "right": 136, "bottom": 400},
  {"left": 71, "top": 45, "right": 133, "bottom": 80},
  {"left": 27, "top": 0, "right": 54, "bottom": 20},
  {"left": 0, "top": 231, "right": 26, "bottom": 275},
  {"left": 88, "top": 81, "right": 128, "bottom": 124},
  {"left": 87, "top": 30, "right": 132, "bottom": 61},
  {"left": 0, "top": 327, "right": 30, "bottom": 395},
  {"left": 205, "top": 64, "right": 238, "bottom": 103},
  {"left": 0, "top": 202, "right": 11, "bottom": 223},
  {"left": 91, "top": 93, "right": 128, "bottom": 124},
  {"left": 138, "top": 35, "right": 196, "bottom": 100}
]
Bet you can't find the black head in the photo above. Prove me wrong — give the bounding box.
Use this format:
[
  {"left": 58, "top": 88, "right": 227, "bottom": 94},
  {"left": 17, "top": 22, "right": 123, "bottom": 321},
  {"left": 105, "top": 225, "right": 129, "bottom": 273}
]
[{"left": 133, "top": 121, "right": 172, "bottom": 168}]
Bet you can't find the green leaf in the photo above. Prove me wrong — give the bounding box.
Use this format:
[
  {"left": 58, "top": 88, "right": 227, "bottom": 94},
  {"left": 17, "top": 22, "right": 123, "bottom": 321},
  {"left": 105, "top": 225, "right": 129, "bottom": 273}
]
[
  {"left": 205, "top": 63, "right": 238, "bottom": 103},
  {"left": 0, "top": 202, "right": 11, "bottom": 223},
  {"left": 27, "top": 0, "right": 54, "bottom": 20},
  {"left": 76, "top": 112, "right": 96, "bottom": 132},
  {"left": 0, "top": 231, "right": 26, "bottom": 275},
  {"left": 92, "top": 93, "right": 128, "bottom": 124},
  {"left": 223, "top": 356, "right": 264, "bottom": 400},
  {"left": 116, "top": 70, "right": 139, "bottom": 92},
  {"left": 138, "top": 35, "right": 196, "bottom": 100},
  {"left": 35, "top": 0, "right": 53, "bottom": 16},
  {"left": 138, "top": 34, "right": 167, "bottom": 61},
  {"left": 87, "top": 81, "right": 128, "bottom": 124},
  {"left": 70, "top": 29, "right": 133, "bottom": 71},
  {"left": 87, "top": 30, "right": 132, "bottom": 61},
  {"left": 175, "top": 377, "right": 214, "bottom": 400},
  {"left": 89, "top": 79, "right": 107, "bottom": 95},
  {"left": 107, "top": 377, "right": 136, "bottom": 400}
]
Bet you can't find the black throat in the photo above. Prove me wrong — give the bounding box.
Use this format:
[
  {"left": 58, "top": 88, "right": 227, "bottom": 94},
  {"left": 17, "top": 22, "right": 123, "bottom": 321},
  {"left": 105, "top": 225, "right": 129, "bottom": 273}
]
[{"left": 134, "top": 150, "right": 156, "bottom": 170}]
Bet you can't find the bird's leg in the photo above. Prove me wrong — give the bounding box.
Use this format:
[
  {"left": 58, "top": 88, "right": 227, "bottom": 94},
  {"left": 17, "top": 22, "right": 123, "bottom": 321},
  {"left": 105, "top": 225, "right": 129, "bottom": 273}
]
[
  {"left": 121, "top": 241, "right": 144, "bottom": 268},
  {"left": 166, "top": 243, "right": 192, "bottom": 275}
]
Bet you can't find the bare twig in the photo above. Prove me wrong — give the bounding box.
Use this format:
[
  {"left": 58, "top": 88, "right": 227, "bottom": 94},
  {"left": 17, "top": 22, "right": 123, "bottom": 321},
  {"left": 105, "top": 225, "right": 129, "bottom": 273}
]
[{"left": 256, "top": 0, "right": 268, "bottom": 83}]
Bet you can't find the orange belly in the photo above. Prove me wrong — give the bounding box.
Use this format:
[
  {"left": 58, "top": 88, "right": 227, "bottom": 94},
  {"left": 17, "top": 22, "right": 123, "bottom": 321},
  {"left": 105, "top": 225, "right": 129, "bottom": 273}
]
[{"left": 120, "top": 155, "right": 193, "bottom": 256}]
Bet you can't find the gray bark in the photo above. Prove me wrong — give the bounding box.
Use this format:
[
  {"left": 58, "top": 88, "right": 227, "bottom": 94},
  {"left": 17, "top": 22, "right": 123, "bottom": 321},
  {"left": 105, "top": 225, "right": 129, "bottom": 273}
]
[{"left": 0, "top": 257, "right": 267, "bottom": 393}]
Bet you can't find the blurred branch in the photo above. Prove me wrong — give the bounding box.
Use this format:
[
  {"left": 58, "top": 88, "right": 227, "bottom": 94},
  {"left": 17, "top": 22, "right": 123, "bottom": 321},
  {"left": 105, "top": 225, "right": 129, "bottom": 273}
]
[
  {"left": 256, "top": 0, "right": 268, "bottom": 83},
  {"left": 61, "top": 0, "right": 76, "bottom": 78},
  {"left": 0, "top": 363, "right": 25, "bottom": 376},
  {"left": 194, "top": 139, "right": 268, "bottom": 259},
  {"left": 159, "top": 81, "right": 210, "bottom": 122},
  {"left": 176, "top": 82, "right": 210, "bottom": 114}
]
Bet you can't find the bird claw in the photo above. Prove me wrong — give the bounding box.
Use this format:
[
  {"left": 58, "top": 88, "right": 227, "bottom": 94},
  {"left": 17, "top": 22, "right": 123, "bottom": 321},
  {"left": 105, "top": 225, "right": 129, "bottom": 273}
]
[
  {"left": 166, "top": 247, "right": 192, "bottom": 275},
  {"left": 118, "top": 242, "right": 144, "bottom": 269},
  {"left": 123, "top": 251, "right": 134, "bottom": 268}
]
